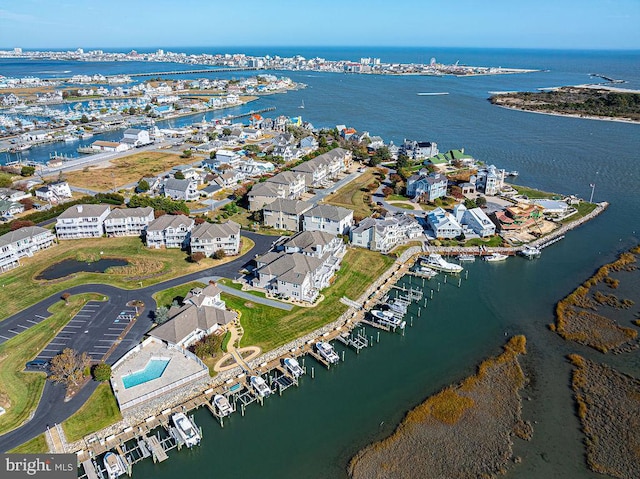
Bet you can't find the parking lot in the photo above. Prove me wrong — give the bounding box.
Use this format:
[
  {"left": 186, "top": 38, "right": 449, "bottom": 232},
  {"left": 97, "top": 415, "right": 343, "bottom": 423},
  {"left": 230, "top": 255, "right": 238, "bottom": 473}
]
[
  {"left": 0, "top": 310, "right": 51, "bottom": 343},
  {"left": 32, "top": 300, "right": 138, "bottom": 364}
]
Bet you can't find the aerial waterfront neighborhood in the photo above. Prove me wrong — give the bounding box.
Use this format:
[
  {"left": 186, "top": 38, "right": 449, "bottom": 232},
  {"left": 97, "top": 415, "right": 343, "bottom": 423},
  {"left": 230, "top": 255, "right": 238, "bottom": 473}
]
[{"left": 0, "top": 17, "right": 635, "bottom": 478}]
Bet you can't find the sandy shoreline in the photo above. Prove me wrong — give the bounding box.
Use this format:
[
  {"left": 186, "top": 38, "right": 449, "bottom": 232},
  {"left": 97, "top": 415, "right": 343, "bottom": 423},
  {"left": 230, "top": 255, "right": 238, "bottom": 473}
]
[{"left": 494, "top": 104, "right": 640, "bottom": 125}]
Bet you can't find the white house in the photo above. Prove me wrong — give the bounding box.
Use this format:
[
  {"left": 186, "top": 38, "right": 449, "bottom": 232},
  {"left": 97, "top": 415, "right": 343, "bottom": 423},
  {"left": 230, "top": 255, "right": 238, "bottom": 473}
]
[
  {"left": 104, "top": 207, "right": 155, "bottom": 237},
  {"left": 34, "top": 181, "right": 72, "bottom": 204},
  {"left": 146, "top": 215, "right": 194, "bottom": 249},
  {"left": 121, "top": 128, "right": 151, "bottom": 148},
  {"left": 351, "top": 213, "right": 423, "bottom": 253},
  {"left": 453, "top": 204, "right": 495, "bottom": 237},
  {"left": 90, "top": 140, "right": 129, "bottom": 153},
  {"left": 55, "top": 204, "right": 111, "bottom": 239},
  {"left": 190, "top": 221, "right": 241, "bottom": 257},
  {"left": 0, "top": 226, "right": 56, "bottom": 273},
  {"left": 163, "top": 178, "right": 199, "bottom": 201},
  {"left": 302, "top": 204, "right": 354, "bottom": 235},
  {"left": 426, "top": 207, "right": 463, "bottom": 239}
]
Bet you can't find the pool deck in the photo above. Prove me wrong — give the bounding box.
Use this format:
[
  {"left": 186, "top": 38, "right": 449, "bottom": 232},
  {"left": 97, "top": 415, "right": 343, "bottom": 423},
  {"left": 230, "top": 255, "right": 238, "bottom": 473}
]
[{"left": 111, "top": 338, "right": 207, "bottom": 409}]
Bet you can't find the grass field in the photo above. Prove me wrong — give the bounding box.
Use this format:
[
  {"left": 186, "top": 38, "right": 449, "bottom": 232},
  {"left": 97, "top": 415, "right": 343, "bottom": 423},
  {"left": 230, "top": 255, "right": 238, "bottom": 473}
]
[
  {"left": 509, "top": 184, "right": 558, "bottom": 199},
  {"left": 465, "top": 236, "right": 504, "bottom": 247},
  {"left": 0, "top": 293, "right": 104, "bottom": 436},
  {"left": 323, "top": 170, "right": 376, "bottom": 219},
  {"left": 62, "top": 383, "right": 122, "bottom": 442},
  {"left": 562, "top": 201, "right": 599, "bottom": 223},
  {"left": 153, "top": 281, "right": 207, "bottom": 308},
  {"left": 0, "top": 236, "right": 254, "bottom": 322},
  {"left": 388, "top": 202, "right": 416, "bottom": 210},
  {"left": 235, "top": 248, "right": 394, "bottom": 351},
  {"left": 8, "top": 434, "right": 48, "bottom": 453},
  {"left": 64, "top": 152, "right": 191, "bottom": 191}
]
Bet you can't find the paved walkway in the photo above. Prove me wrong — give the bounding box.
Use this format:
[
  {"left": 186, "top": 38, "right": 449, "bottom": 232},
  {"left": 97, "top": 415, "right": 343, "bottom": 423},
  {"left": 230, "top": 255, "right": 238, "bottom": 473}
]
[{"left": 202, "top": 279, "right": 293, "bottom": 311}]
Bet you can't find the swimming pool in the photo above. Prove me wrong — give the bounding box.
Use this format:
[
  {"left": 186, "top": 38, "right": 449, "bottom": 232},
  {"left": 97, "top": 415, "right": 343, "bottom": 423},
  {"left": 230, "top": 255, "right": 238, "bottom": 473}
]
[{"left": 122, "top": 358, "right": 170, "bottom": 389}]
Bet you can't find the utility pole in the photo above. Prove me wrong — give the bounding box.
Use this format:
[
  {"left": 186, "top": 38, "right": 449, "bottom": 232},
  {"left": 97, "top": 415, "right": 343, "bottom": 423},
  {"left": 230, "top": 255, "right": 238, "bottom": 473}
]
[{"left": 589, "top": 182, "right": 596, "bottom": 203}]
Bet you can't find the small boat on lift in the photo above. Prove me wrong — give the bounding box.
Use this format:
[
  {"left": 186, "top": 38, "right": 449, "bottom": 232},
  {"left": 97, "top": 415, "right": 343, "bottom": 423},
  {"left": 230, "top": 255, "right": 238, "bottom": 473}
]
[
  {"left": 316, "top": 341, "right": 339, "bottom": 364},
  {"left": 250, "top": 375, "right": 271, "bottom": 398},
  {"left": 103, "top": 452, "right": 127, "bottom": 479},
  {"left": 283, "top": 357, "right": 304, "bottom": 378},
  {"left": 212, "top": 394, "right": 233, "bottom": 417},
  {"left": 171, "top": 412, "right": 201, "bottom": 447},
  {"left": 483, "top": 252, "right": 509, "bottom": 262}
]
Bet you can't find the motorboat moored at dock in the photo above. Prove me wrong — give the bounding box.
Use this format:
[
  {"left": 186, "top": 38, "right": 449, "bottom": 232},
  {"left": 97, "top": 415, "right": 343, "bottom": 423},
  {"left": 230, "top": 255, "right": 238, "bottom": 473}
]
[
  {"left": 315, "top": 341, "right": 340, "bottom": 364},
  {"left": 457, "top": 254, "right": 476, "bottom": 262},
  {"left": 519, "top": 245, "right": 541, "bottom": 259},
  {"left": 370, "top": 310, "right": 406, "bottom": 329},
  {"left": 483, "top": 252, "right": 509, "bottom": 262},
  {"left": 250, "top": 375, "right": 272, "bottom": 398},
  {"left": 283, "top": 357, "right": 304, "bottom": 378},
  {"left": 421, "top": 254, "right": 463, "bottom": 273},
  {"left": 103, "top": 451, "right": 127, "bottom": 479},
  {"left": 171, "top": 412, "right": 201, "bottom": 447},
  {"left": 212, "top": 394, "right": 233, "bottom": 417}
]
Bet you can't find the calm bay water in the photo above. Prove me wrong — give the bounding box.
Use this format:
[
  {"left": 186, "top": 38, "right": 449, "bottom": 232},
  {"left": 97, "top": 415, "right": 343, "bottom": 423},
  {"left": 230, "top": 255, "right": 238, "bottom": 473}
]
[{"left": 2, "top": 48, "right": 640, "bottom": 477}]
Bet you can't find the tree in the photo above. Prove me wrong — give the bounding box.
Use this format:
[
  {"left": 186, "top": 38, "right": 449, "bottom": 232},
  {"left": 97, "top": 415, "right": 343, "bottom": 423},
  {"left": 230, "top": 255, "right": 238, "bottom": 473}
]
[
  {"left": 128, "top": 106, "right": 136, "bottom": 115},
  {"left": 213, "top": 249, "right": 226, "bottom": 260},
  {"left": 20, "top": 166, "right": 35, "bottom": 177},
  {"left": 154, "top": 306, "right": 169, "bottom": 324},
  {"left": 180, "top": 150, "right": 192, "bottom": 159},
  {"left": 396, "top": 154, "right": 411, "bottom": 170},
  {"left": 476, "top": 196, "right": 487, "bottom": 207},
  {"left": 174, "top": 171, "right": 185, "bottom": 180},
  {"left": 61, "top": 292, "right": 71, "bottom": 304},
  {"left": 222, "top": 127, "right": 232, "bottom": 136},
  {"left": 92, "top": 363, "right": 112, "bottom": 382},
  {"left": 10, "top": 219, "right": 35, "bottom": 230},
  {"left": 190, "top": 252, "right": 206, "bottom": 263},
  {"left": 382, "top": 186, "right": 393, "bottom": 197},
  {"left": 80, "top": 114, "right": 89, "bottom": 124},
  {"left": 464, "top": 198, "right": 478, "bottom": 209},
  {"left": 207, "top": 131, "right": 218, "bottom": 141},
  {"left": 0, "top": 172, "right": 12, "bottom": 188},
  {"left": 136, "top": 179, "right": 150, "bottom": 192},
  {"left": 49, "top": 348, "right": 91, "bottom": 390}
]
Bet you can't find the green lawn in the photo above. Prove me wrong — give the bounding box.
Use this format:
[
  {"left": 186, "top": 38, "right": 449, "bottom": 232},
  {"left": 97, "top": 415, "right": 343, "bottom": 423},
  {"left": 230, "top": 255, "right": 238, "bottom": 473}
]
[
  {"left": 387, "top": 194, "right": 412, "bottom": 202},
  {"left": 62, "top": 383, "right": 122, "bottom": 442},
  {"left": 0, "top": 293, "right": 104, "bottom": 436},
  {"left": 0, "top": 236, "right": 247, "bottom": 322},
  {"left": 9, "top": 434, "right": 48, "bottom": 453},
  {"left": 464, "top": 235, "right": 504, "bottom": 247},
  {"left": 388, "top": 202, "right": 416, "bottom": 210},
  {"left": 561, "top": 202, "right": 599, "bottom": 223},
  {"left": 153, "top": 281, "right": 207, "bottom": 308},
  {"left": 510, "top": 184, "right": 557, "bottom": 199},
  {"left": 236, "top": 248, "right": 394, "bottom": 351}
]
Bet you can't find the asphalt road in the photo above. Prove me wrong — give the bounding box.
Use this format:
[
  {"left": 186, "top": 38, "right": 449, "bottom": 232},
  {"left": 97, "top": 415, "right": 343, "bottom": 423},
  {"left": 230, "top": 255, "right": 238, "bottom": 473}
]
[{"left": 0, "top": 230, "right": 274, "bottom": 452}]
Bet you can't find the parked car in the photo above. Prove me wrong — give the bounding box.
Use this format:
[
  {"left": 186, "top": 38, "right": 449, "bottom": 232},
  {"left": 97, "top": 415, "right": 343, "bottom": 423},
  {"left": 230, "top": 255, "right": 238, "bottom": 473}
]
[{"left": 25, "top": 359, "right": 49, "bottom": 371}]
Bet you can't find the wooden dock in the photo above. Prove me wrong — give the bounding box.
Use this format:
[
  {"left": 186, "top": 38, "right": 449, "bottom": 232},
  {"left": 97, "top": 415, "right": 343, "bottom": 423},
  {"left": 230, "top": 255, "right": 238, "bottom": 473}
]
[
  {"left": 146, "top": 435, "right": 168, "bottom": 463},
  {"left": 81, "top": 460, "right": 99, "bottom": 479}
]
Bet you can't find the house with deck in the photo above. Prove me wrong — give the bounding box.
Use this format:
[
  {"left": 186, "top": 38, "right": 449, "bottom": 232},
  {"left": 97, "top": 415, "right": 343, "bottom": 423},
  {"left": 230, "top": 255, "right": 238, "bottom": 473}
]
[
  {"left": 0, "top": 226, "right": 55, "bottom": 273},
  {"left": 145, "top": 214, "right": 194, "bottom": 249},
  {"left": 189, "top": 220, "right": 241, "bottom": 257},
  {"left": 104, "top": 207, "right": 155, "bottom": 237},
  {"left": 302, "top": 204, "right": 354, "bottom": 235},
  {"left": 351, "top": 213, "right": 423, "bottom": 253},
  {"left": 263, "top": 198, "right": 313, "bottom": 232},
  {"left": 426, "top": 207, "right": 463, "bottom": 239},
  {"left": 55, "top": 204, "right": 111, "bottom": 239}
]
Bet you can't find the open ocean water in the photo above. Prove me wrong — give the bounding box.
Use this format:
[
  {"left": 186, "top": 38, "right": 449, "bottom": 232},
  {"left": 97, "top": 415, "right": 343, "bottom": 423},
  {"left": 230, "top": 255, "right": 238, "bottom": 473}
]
[{"left": 1, "top": 47, "right": 640, "bottom": 477}]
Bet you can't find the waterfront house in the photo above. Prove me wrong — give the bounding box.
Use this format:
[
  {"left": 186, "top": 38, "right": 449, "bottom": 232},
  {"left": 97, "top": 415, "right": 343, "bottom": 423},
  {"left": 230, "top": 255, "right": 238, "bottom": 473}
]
[
  {"left": 263, "top": 198, "right": 313, "bottom": 232},
  {"left": 90, "top": 140, "right": 129, "bottom": 153},
  {"left": 492, "top": 202, "right": 544, "bottom": 233},
  {"left": 121, "top": 128, "right": 151, "bottom": 147},
  {"left": 453, "top": 204, "right": 496, "bottom": 237},
  {"left": 302, "top": 204, "right": 354, "bottom": 235},
  {"left": 34, "top": 181, "right": 72, "bottom": 204},
  {"left": 149, "top": 282, "right": 237, "bottom": 348},
  {"left": 189, "top": 220, "right": 241, "bottom": 257},
  {"left": 406, "top": 173, "right": 448, "bottom": 201},
  {"left": 145, "top": 214, "right": 194, "bottom": 249},
  {"left": 104, "top": 207, "right": 154, "bottom": 237},
  {"left": 0, "top": 226, "right": 55, "bottom": 273},
  {"left": 163, "top": 178, "right": 199, "bottom": 201},
  {"left": 55, "top": 204, "right": 111, "bottom": 240},
  {"left": 400, "top": 139, "right": 439, "bottom": 159},
  {"left": 351, "top": 213, "right": 423, "bottom": 253},
  {"left": 426, "top": 207, "right": 463, "bottom": 239},
  {"left": 473, "top": 165, "right": 505, "bottom": 196}
]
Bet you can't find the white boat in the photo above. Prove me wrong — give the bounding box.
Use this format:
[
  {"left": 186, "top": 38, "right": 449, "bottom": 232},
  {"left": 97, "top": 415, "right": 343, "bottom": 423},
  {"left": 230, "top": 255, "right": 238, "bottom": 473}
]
[
  {"left": 283, "top": 357, "right": 304, "bottom": 378},
  {"left": 103, "top": 452, "right": 127, "bottom": 479},
  {"left": 483, "top": 252, "right": 509, "bottom": 262},
  {"left": 388, "top": 299, "right": 409, "bottom": 314},
  {"left": 519, "top": 245, "right": 541, "bottom": 259},
  {"left": 371, "top": 310, "right": 405, "bottom": 329},
  {"left": 422, "top": 254, "right": 463, "bottom": 273},
  {"left": 8, "top": 144, "right": 31, "bottom": 153},
  {"left": 250, "top": 375, "right": 271, "bottom": 397},
  {"left": 417, "top": 266, "right": 438, "bottom": 278},
  {"left": 171, "top": 412, "right": 200, "bottom": 447},
  {"left": 212, "top": 394, "right": 233, "bottom": 417},
  {"left": 316, "top": 341, "right": 339, "bottom": 364},
  {"left": 299, "top": 100, "right": 305, "bottom": 109},
  {"left": 62, "top": 135, "right": 77, "bottom": 143},
  {"left": 80, "top": 132, "right": 94, "bottom": 139},
  {"left": 507, "top": 171, "right": 519, "bottom": 177},
  {"left": 457, "top": 254, "right": 476, "bottom": 262}
]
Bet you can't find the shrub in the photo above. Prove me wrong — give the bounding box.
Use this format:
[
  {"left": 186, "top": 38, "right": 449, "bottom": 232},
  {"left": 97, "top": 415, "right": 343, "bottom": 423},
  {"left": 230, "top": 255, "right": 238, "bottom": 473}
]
[
  {"left": 92, "top": 363, "right": 112, "bottom": 382},
  {"left": 213, "top": 249, "right": 226, "bottom": 260}
]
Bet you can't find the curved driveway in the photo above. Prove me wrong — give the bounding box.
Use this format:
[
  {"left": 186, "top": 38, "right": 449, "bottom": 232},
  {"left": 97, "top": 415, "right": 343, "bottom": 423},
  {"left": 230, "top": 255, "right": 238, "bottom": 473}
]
[{"left": 0, "top": 230, "right": 274, "bottom": 452}]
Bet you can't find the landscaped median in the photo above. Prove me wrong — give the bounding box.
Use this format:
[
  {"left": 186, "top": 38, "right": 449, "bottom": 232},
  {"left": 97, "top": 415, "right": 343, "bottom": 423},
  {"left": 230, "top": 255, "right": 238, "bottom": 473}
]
[
  {"left": 0, "top": 236, "right": 254, "bottom": 322},
  {"left": 0, "top": 293, "right": 105, "bottom": 436}
]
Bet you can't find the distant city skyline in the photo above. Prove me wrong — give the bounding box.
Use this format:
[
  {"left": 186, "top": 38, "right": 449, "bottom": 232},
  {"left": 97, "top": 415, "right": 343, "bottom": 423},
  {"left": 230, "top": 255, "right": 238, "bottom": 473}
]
[{"left": 1, "top": 0, "right": 639, "bottom": 51}]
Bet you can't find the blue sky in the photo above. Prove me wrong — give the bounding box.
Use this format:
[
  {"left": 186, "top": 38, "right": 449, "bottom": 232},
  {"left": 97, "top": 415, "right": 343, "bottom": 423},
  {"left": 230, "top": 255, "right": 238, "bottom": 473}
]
[{"left": 1, "top": 0, "right": 639, "bottom": 50}]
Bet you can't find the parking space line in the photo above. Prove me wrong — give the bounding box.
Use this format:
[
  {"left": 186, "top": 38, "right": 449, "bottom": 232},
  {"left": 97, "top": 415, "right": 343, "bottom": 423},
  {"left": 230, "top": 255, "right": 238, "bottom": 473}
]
[
  {"left": 104, "top": 333, "right": 120, "bottom": 337},
  {"left": 42, "top": 348, "right": 61, "bottom": 353},
  {"left": 94, "top": 346, "right": 111, "bottom": 349},
  {"left": 70, "top": 320, "right": 87, "bottom": 323},
  {"left": 26, "top": 319, "right": 39, "bottom": 324},
  {"left": 49, "top": 342, "right": 67, "bottom": 346},
  {"left": 35, "top": 315, "right": 47, "bottom": 319},
  {"left": 16, "top": 325, "right": 29, "bottom": 329},
  {"left": 65, "top": 325, "right": 84, "bottom": 328},
  {"left": 0, "top": 334, "right": 11, "bottom": 340},
  {"left": 98, "top": 339, "right": 114, "bottom": 342}
]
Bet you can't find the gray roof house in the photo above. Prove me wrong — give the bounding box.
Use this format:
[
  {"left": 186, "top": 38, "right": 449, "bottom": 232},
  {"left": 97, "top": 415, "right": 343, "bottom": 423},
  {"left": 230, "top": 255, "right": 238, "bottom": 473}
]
[
  {"left": 55, "top": 204, "right": 111, "bottom": 239},
  {"left": 0, "top": 226, "right": 55, "bottom": 273},
  {"left": 104, "top": 207, "right": 154, "bottom": 237},
  {"left": 149, "top": 282, "right": 237, "bottom": 347},
  {"left": 163, "top": 178, "right": 199, "bottom": 201},
  {"left": 262, "top": 198, "right": 313, "bottom": 232},
  {"left": 302, "top": 204, "right": 354, "bottom": 235},
  {"left": 190, "top": 220, "right": 241, "bottom": 256},
  {"left": 146, "top": 214, "right": 194, "bottom": 249}
]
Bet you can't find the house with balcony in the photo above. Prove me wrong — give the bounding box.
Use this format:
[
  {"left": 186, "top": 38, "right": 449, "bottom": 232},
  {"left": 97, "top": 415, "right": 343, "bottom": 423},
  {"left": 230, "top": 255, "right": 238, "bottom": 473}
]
[
  {"left": 0, "top": 226, "right": 56, "bottom": 273},
  {"left": 473, "top": 165, "right": 505, "bottom": 196},
  {"left": 121, "top": 128, "right": 151, "bottom": 148},
  {"left": 406, "top": 173, "right": 448, "bottom": 202},
  {"left": 248, "top": 171, "right": 307, "bottom": 211},
  {"left": 55, "top": 204, "right": 111, "bottom": 239},
  {"left": 426, "top": 207, "right": 463, "bottom": 239},
  {"left": 149, "top": 282, "right": 237, "bottom": 348},
  {"left": 351, "top": 213, "right": 423, "bottom": 253},
  {"left": 302, "top": 204, "right": 354, "bottom": 236},
  {"left": 190, "top": 220, "right": 240, "bottom": 257},
  {"left": 163, "top": 178, "right": 199, "bottom": 201},
  {"left": 453, "top": 204, "right": 496, "bottom": 237},
  {"left": 146, "top": 214, "right": 194, "bottom": 249},
  {"left": 104, "top": 207, "right": 155, "bottom": 237},
  {"left": 291, "top": 159, "right": 328, "bottom": 188},
  {"left": 263, "top": 198, "right": 313, "bottom": 232},
  {"left": 34, "top": 181, "right": 72, "bottom": 204}
]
